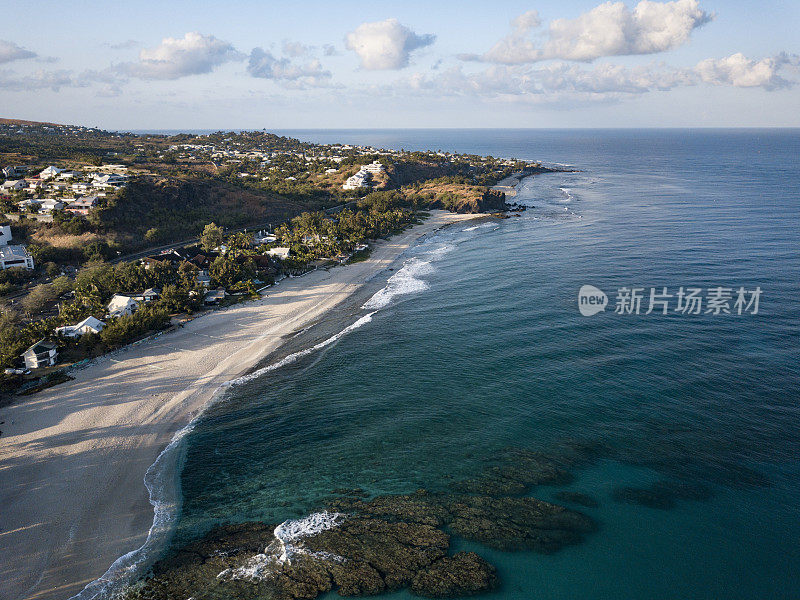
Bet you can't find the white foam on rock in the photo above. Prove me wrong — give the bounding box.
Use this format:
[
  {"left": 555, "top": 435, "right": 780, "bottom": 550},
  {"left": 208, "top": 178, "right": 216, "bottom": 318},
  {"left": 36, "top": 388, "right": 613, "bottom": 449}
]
[{"left": 218, "top": 511, "right": 345, "bottom": 582}]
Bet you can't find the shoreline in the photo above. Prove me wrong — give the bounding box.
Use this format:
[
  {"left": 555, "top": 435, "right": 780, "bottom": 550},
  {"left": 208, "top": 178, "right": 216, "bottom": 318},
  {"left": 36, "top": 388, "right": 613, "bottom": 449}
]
[{"left": 0, "top": 210, "right": 483, "bottom": 600}]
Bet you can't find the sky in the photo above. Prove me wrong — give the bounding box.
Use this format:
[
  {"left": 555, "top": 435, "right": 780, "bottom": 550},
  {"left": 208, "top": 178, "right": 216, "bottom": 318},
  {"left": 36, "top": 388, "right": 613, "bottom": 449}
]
[{"left": 1, "top": 0, "right": 798, "bottom": 129}]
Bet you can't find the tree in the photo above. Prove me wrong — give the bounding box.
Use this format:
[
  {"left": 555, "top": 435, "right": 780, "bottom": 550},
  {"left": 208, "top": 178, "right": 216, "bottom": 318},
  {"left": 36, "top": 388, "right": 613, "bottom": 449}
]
[
  {"left": 20, "top": 284, "right": 58, "bottom": 316},
  {"left": 201, "top": 222, "right": 224, "bottom": 252},
  {"left": 144, "top": 227, "right": 161, "bottom": 243},
  {"left": 210, "top": 255, "right": 255, "bottom": 289}
]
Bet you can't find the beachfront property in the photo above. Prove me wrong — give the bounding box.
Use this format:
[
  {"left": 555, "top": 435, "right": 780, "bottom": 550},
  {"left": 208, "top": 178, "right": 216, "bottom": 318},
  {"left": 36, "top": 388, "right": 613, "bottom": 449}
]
[
  {"left": 0, "top": 225, "right": 11, "bottom": 246},
  {"left": 204, "top": 288, "right": 226, "bottom": 305},
  {"left": 0, "top": 244, "right": 34, "bottom": 270},
  {"left": 133, "top": 288, "right": 161, "bottom": 303},
  {"left": 108, "top": 294, "right": 138, "bottom": 317},
  {"left": 55, "top": 316, "right": 105, "bottom": 338},
  {"left": 21, "top": 339, "right": 58, "bottom": 369},
  {"left": 254, "top": 230, "right": 277, "bottom": 245},
  {"left": 266, "top": 247, "right": 291, "bottom": 259}
]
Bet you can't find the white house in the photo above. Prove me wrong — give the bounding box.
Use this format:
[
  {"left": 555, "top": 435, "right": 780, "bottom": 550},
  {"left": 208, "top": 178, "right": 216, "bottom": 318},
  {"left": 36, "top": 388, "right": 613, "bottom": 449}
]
[
  {"left": 362, "top": 161, "right": 385, "bottom": 174},
  {"left": 133, "top": 288, "right": 160, "bottom": 303},
  {"left": 39, "top": 199, "right": 64, "bottom": 213},
  {"left": 266, "top": 247, "right": 291, "bottom": 259},
  {"left": 92, "top": 174, "right": 127, "bottom": 189},
  {"left": 39, "top": 166, "right": 64, "bottom": 180},
  {"left": 343, "top": 171, "right": 370, "bottom": 190},
  {"left": 21, "top": 339, "right": 58, "bottom": 369},
  {"left": 0, "top": 225, "right": 11, "bottom": 246},
  {"left": 253, "top": 230, "right": 277, "bottom": 245},
  {"left": 0, "top": 245, "right": 34, "bottom": 270},
  {"left": 108, "top": 294, "right": 138, "bottom": 317},
  {"left": 56, "top": 316, "right": 105, "bottom": 338},
  {"left": 65, "top": 196, "right": 98, "bottom": 215},
  {"left": 1, "top": 179, "right": 25, "bottom": 192}
]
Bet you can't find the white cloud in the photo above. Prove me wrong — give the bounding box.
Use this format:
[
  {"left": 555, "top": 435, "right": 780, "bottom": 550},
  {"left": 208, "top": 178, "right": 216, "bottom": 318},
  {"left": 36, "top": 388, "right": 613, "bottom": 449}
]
[
  {"left": 247, "top": 48, "right": 333, "bottom": 88},
  {"left": 398, "top": 51, "right": 795, "bottom": 104},
  {"left": 480, "top": 0, "right": 712, "bottom": 64},
  {"left": 0, "top": 40, "right": 37, "bottom": 64},
  {"left": 695, "top": 53, "right": 797, "bottom": 90},
  {"left": 0, "top": 69, "right": 80, "bottom": 92},
  {"left": 123, "top": 32, "right": 242, "bottom": 80},
  {"left": 345, "top": 18, "right": 435, "bottom": 70},
  {"left": 282, "top": 41, "right": 309, "bottom": 58}
]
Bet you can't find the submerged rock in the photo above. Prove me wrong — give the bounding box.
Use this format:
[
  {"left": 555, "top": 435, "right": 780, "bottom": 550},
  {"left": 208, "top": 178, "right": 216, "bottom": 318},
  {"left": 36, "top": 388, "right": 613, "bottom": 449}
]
[
  {"left": 553, "top": 491, "right": 600, "bottom": 508},
  {"left": 445, "top": 495, "right": 596, "bottom": 553},
  {"left": 612, "top": 479, "right": 714, "bottom": 510},
  {"left": 411, "top": 552, "right": 498, "bottom": 598},
  {"left": 450, "top": 449, "right": 573, "bottom": 496}
]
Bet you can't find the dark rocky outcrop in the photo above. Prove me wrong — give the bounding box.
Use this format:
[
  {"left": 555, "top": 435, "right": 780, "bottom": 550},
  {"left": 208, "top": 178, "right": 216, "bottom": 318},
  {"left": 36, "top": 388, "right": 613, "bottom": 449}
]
[
  {"left": 411, "top": 552, "right": 498, "bottom": 598},
  {"left": 477, "top": 189, "right": 506, "bottom": 212},
  {"left": 128, "top": 486, "right": 595, "bottom": 600}
]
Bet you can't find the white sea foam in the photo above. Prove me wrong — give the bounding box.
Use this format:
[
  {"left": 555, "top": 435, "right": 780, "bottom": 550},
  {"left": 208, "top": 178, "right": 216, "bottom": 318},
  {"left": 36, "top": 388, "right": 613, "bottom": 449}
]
[
  {"left": 67, "top": 386, "right": 231, "bottom": 600},
  {"left": 462, "top": 222, "right": 495, "bottom": 232},
  {"left": 559, "top": 187, "right": 573, "bottom": 201},
  {"left": 362, "top": 241, "right": 456, "bottom": 310},
  {"left": 218, "top": 512, "right": 345, "bottom": 581},
  {"left": 230, "top": 312, "right": 375, "bottom": 386}
]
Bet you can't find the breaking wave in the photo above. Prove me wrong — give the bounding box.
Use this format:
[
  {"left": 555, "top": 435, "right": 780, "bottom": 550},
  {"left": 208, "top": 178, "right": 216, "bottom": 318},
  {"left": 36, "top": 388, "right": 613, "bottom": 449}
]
[
  {"left": 231, "top": 312, "right": 375, "bottom": 386},
  {"left": 218, "top": 512, "right": 345, "bottom": 581}
]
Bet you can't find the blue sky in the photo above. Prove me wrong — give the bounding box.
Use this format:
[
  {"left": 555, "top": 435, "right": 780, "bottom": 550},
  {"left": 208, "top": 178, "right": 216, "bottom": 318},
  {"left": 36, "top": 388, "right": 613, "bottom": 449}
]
[{"left": 1, "top": 0, "right": 798, "bottom": 129}]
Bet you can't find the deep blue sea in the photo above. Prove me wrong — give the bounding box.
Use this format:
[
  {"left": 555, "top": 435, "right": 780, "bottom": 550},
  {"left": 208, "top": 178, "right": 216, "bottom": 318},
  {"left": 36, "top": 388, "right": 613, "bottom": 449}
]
[{"left": 168, "top": 130, "right": 800, "bottom": 599}]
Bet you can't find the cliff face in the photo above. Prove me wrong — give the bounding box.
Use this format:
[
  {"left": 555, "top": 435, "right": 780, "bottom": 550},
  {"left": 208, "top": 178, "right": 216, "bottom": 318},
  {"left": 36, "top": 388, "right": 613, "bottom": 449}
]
[{"left": 477, "top": 189, "right": 506, "bottom": 212}]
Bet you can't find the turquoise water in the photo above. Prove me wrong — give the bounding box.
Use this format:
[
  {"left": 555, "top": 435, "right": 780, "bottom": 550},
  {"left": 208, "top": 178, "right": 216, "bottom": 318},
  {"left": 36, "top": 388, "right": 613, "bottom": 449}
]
[{"left": 173, "top": 130, "right": 800, "bottom": 599}]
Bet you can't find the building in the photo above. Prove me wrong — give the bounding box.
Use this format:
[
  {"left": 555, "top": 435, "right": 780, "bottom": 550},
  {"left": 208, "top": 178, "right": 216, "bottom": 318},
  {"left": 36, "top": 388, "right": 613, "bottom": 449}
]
[
  {"left": 92, "top": 173, "right": 127, "bottom": 189},
  {"left": 39, "top": 199, "right": 64, "bottom": 213},
  {"left": 266, "top": 247, "right": 291, "bottom": 259},
  {"left": 253, "top": 230, "right": 277, "bottom": 245},
  {"left": 65, "top": 196, "right": 99, "bottom": 215},
  {"left": 0, "top": 245, "right": 34, "bottom": 270},
  {"left": 133, "top": 288, "right": 161, "bottom": 303},
  {"left": 108, "top": 294, "right": 138, "bottom": 317},
  {"left": 204, "top": 288, "right": 227, "bottom": 305},
  {"left": 39, "top": 166, "right": 64, "bottom": 180},
  {"left": 21, "top": 339, "right": 58, "bottom": 369},
  {"left": 55, "top": 316, "right": 105, "bottom": 338},
  {"left": 2, "top": 166, "right": 27, "bottom": 179},
  {"left": 343, "top": 171, "right": 370, "bottom": 190},
  {"left": 362, "top": 161, "right": 385, "bottom": 174},
  {"left": 0, "top": 179, "right": 25, "bottom": 193},
  {"left": 0, "top": 225, "right": 11, "bottom": 246}
]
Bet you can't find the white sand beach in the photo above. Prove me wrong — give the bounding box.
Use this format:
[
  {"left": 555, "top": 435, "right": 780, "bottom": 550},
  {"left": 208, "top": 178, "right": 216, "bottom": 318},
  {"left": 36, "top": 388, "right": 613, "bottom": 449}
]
[{"left": 0, "top": 210, "right": 481, "bottom": 600}]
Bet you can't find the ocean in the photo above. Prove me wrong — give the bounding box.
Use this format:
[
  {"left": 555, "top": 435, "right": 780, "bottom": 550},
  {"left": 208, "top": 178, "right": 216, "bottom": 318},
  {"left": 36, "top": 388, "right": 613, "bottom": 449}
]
[{"left": 152, "top": 130, "right": 799, "bottom": 599}]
